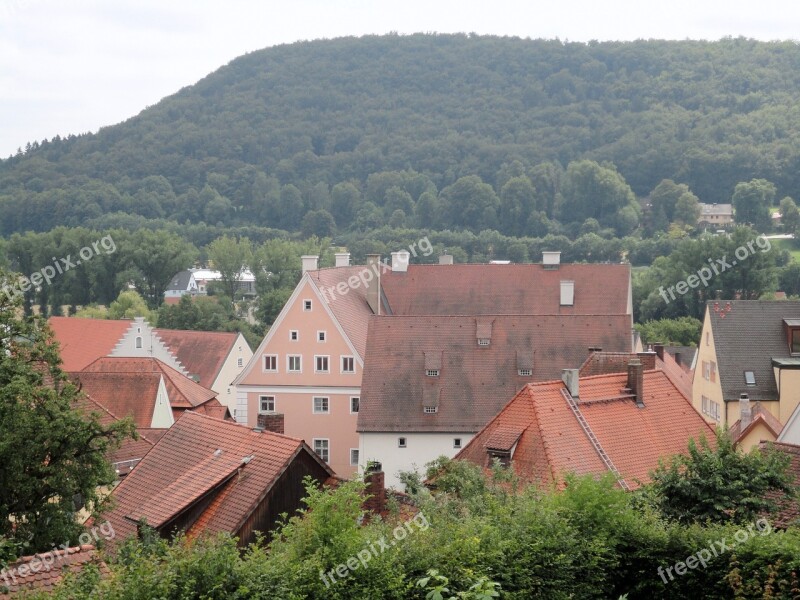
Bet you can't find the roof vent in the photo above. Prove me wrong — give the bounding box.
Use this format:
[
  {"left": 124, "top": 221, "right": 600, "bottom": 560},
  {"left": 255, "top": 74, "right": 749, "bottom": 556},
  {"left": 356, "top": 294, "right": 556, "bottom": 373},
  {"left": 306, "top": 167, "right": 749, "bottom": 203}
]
[
  {"left": 391, "top": 251, "right": 410, "bottom": 273},
  {"left": 213, "top": 448, "right": 222, "bottom": 457}
]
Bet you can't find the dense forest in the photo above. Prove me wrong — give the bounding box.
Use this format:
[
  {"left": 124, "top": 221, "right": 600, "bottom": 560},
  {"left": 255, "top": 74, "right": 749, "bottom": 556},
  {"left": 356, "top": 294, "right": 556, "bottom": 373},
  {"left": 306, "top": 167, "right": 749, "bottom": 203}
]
[{"left": 4, "top": 35, "right": 800, "bottom": 237}]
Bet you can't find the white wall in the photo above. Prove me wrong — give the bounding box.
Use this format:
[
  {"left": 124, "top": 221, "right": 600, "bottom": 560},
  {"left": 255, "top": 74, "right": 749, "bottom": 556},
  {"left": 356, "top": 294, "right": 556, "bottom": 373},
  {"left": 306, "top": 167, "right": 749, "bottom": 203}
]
[
  {"left": 360, "top": 432, "right": 474, "bottom": 489},
  {"left": 211, "top": 333, "right": 253, "bottom": 416},
  {"left": 110, "top": 318, "right": 186, "bottom": 374}
]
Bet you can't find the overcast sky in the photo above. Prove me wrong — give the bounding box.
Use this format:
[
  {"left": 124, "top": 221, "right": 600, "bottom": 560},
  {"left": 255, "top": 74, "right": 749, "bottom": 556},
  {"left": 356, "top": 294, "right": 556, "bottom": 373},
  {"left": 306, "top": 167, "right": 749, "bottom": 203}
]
[{"left": 2, "top": 0, "right": 800, "bottom": 158}]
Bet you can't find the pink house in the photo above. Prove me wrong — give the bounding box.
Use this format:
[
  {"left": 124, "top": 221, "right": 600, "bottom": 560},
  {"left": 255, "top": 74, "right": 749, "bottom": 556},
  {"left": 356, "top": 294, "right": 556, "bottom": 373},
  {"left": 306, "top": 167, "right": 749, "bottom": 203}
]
[{"left": 233, "top": 253, "right": 373, "bottom": 477}]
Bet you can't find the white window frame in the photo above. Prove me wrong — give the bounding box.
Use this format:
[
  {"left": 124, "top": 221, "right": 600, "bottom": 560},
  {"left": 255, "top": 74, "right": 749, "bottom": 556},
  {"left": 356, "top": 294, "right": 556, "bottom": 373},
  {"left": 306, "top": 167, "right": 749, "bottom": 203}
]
[
  {"left": 263, "top": 354, "right": 278, "bottom": 372},
  {"left": 424, "top": 406, "right": 438, "bottom": 414},
  {"left": 237, "top": 357, "right": 243, "bottom": 367},
  {"left": 287, "top": 355, "right": 302, "bottom": 373},
  {"left": 259, "top": 395, "right": 275, "bottom": 413},
  {"left": 313, "top": 438, "right": 329, "bottom": 462},
  {"left": 350, "top": 448, "right": 359, "bottom": 466},
  {"left": 350, "top": 396, "right": 360, "bottom": 414},
  {"left": 341, "top": 356, "right": 355, "bottom": 374},
  {"left": 518, "top": 368, "right": 532, "bottom": 377},
  {"left": 398, "top": 437, "right": 407, "bottom": 448},
  {"left": 303, "top": 299, "right": 312, "bottom": 311},
  {"left": 289, "top": 330, "right": 299, "bottom": 341},
  {"left": 317, "top": 330, "right": 326, "bottom": 342},
  {"left": 315, "top": 355, "right": 330, "bottom": 373},
  {"left": 426, "top": 369, "right": 440, "bottom": 377},
  {"left": 313, "top": 396, "right": 330, "bottom": 414},
  {"left": 453, "top": 438, "right": 462, "bottom": 449}
]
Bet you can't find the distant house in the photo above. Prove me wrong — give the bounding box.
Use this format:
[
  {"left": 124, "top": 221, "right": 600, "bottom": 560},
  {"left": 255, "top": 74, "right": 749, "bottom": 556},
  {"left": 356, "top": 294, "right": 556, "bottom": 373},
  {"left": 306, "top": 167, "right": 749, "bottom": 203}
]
[
  {"left": 0, "top": 545, "right": 109, "bottom": 598},
  {"left": 164, "top": 268, "right": 256, "bottom": 304},
  {"left": 457, "top": 362, "right": 715, "bottom": 489},
  {"left": 692, "top": 301, "right": 800, "bottom": 447},
  {"left": 103, "top": 412, "right": 334, "bottom": 549},
  {"left": 698, "top": 203, "right": 734, "bottom": 227}
]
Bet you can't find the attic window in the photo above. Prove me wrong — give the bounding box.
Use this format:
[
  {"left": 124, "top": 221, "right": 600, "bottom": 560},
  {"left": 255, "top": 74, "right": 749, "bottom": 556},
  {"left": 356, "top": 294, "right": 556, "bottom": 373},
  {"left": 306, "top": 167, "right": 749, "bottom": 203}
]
[
  {"left": 477, "top": 338, "right": 490, "bottom": 347},
  {"left": 518, "top": 368, "right": 532, "bottom": 377},
  {"left": 135, "top": 336, "right": 142, "bottom": 349},
  {"left": 487, "top": 449, "right": 511, "bottom": 467},
  {"left": 744, "top": 371, "right": 756, "bottom": 386},
  {"left": 303, "top": 300, "right": 312, "bottom": 311},
  {"left": 398, "top": 437, "right": 407, "bottom": 448},
  {"left": 426, "top": 369, "right": 440, "bottom": 377},
  {"left": 424, "top": 406, "right": 438, "bottom": 414}
]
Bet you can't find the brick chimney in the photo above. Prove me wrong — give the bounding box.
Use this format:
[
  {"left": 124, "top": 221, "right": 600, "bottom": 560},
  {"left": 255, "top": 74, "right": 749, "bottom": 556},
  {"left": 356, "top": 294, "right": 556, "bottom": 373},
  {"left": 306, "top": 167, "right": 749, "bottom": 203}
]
[
  {"left": 653, "top": 343, "right": 665, "bottom": 360},
  {"left": 363, "top": 461, "right": 386, "bottom": 515},
  {"left": 636, "top": 350, "right": 657, "bottom": 371},
  {"left": 256, "top": 413, "right": 284, "bottom": 435},
  {"left": 365, "top": 254, "right": 381, "bottom": 315},
  {"left": 627, "top": 359, "right": 644, "bottom": 407},
  {"left": 740, "top": 393, "right": 752, "bottom": 429}
]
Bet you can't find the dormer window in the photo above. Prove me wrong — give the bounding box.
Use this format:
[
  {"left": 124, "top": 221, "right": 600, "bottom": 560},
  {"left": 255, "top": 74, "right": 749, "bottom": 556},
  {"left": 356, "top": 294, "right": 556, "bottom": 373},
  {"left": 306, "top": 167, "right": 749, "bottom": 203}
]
[
  {"left": 783, "top": 319, "right": 800, "bottom": 354},
  {"left": 518, "top": 368, "right": 532, "bottom": 377},
  {"left": 426, "top": 369, "right": 439, "bottom": 377},
  {"left": 424, "top": 406, "right": 438, "bottom": 414},
  {"left": 744, "top": 371, "right": 756, "bottom": 386},
  {"left": 477, "top": 338, "right": 490, "bottom": 347}
]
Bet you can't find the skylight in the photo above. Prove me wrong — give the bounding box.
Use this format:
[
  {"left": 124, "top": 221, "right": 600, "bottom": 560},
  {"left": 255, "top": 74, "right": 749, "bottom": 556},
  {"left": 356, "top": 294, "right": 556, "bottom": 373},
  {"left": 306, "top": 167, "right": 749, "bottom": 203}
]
[{"left": 744, "top": 371, "right": 756, "bottom": 386}]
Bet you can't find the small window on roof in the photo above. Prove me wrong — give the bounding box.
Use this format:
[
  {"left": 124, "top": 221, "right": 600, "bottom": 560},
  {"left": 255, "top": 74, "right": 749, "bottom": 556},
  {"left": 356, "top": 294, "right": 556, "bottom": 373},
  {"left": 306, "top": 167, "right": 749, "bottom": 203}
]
[{"left": 744, "top": 371, "right": 756, "bottom": 386}]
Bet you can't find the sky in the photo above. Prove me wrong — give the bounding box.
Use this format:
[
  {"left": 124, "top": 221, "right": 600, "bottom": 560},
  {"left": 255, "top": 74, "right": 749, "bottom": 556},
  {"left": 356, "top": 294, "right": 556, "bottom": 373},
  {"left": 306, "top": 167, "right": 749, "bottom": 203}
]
[{"left": 2, "top": 0, "right": 800, "bottom": 158}]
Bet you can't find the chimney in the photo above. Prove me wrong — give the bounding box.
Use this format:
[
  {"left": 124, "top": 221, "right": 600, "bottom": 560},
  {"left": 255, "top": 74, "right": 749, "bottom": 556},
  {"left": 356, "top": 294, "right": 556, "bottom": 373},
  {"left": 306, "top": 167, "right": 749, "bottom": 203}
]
[
  {"left": 439, "top": 253, "right": 454, "bottom": 265},
  {"left": 334, "top": 252, "right": 350, "bottom": 267},
  {"left": 256, "top": 413, "right": 284, "bottom": 435},
  {"left": 674, "top": 352, "right": 682, "bottom": 366},
  {"left": 301, "top": 255, "right": 318, "bottom": 273},
  {"left": 366, "top": 254, "right": 381, "bottom": 315},
  {"left": 636, "top": 350, "right": 657, "bottom": 371},
  {"left": 562, "top": 368, "right": 580, "bottom": 398},
  {"left": 627, "top": 359, "right": 644, "bottom": 407},
  {"left": 560, "top": 280, "right": 575, "bottom": 306},
  {"left": 740, "top": 394, "right": 752, "bottom": 429},
  {"left": 391, "top": 250, "right": 410, "bottom": 273},
  {"left": 542, "top": 251, "right": 561, "bottom": 269},
  {"left": 363, "top": 461, "right": 386, "bottom": 515},
  {"left": 653, "top": 343, "right": 665, "bottom": 360}
]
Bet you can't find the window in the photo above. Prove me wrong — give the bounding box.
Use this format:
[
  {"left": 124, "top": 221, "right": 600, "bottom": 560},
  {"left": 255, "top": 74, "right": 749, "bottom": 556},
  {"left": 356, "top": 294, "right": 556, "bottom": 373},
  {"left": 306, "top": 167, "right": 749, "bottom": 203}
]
[
  {"left": 424, "top": 406, "right": 438, "bottom": 414},
  {"left": 303, "top": 299, "right": 312, "bottom": 311},
  {"left": 426, "top": 369, "right": 440, "bottom": 377},
  {"left": 315, "top": 355, "right": 329, "bottom": 373},
  {"left": 793, "top": 329, "right": 800, "bottom": 354},
  {"left": 313, "top": 439, "right": 329, "bottom": 462},
  {"left": 710, "top": 361, "right": 717, "bottom": 383},
  {"left": 702, "top": 360, "right": 710, "bottom": 381},
  {"left": 263, "top": 355, "right": 277, "bottom": 372},
  {"left": 350, "top": 448, "right": 359, "bottom": 465},
  {"left": 745, "top": 371, "right": 756, "bottom": 386},
  {"left": 701, "top": 395, "right": 720, "bottom": 422},
  {"left": 518, "top": 369, "right": 532, "bottom": 377},
  {"left": 237, "top": 358, "right": 243, "bottom": 367},
  {"left": 341, "top": 356, "right": 355, "bottom": 373},
  {"left": 706, "top": 332, "right": 710, "bottom": 346},
  {"left": 259, "top": 396, "right": 275, "bottom": 413},
  {"left": 350, "top": 397, "right": 360, "bottom": 413},
  {"left": 313, "top": 397, "right": 329, "bottom": 414},
  {"left": 317, "top": 330, "right": 326, "bottom": 342},
  {"left": 488, "top": 450, "right": 512, "bottom": 467},
  {"left": 287, "top": 355, "right": 301, "bottom": 372},
  {"left": 135, "top": 336, "right": 142, "bottom": 349},
  {"left": 453, "top": 438, "right": 462, "bottom": 449},
  {"left": 289, "top": 330, "right": 299, "bottom": 341},
  {"left": 477, "top": 338, "right": 490, "bottom": 347},
  {"left": 398, "top": 437, "right": 407, "bottom": 448}
]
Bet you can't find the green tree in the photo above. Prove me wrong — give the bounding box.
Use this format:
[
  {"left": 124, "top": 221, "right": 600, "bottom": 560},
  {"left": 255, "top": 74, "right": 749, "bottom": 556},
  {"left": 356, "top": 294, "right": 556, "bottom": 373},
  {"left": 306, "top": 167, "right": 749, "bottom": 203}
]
[
  {"left": 301, "top": 209, "right": 336, "bottom": 238},
  {"left": 439, "top": 176, "right": 499, "bottom": 231},
  {"left": 673, "top": 191, "right": 701, "bottom": 227},
  {"left": 207, "top": 235, "right": 254, "bottom": 300},
  {"left": 124, "top": 230, "right": 198, "bottom": 307},
  {"left": 647, "top": 432, "right": 794, "bottom": 524},
  {"left": 732, "top": 178, "right": 775, "bottom": 231},
  {"left": 635, "top": 317, "right": 702, "bottom": 346},
  {"left": 779, "top": 196, "right": 800, "bottom": 234},
  {"left": 0, "top": 271, "right": 133, "bottom": 554},
  {"left": 498, "top": 176, "right": 536, "bottom": 236}
]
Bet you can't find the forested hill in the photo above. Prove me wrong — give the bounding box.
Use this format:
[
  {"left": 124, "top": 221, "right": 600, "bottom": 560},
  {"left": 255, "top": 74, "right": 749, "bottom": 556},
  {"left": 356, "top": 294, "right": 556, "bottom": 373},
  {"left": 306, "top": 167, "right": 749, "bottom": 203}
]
[{"left": 3, "top": 34, "right": 800, "bottom": 237}]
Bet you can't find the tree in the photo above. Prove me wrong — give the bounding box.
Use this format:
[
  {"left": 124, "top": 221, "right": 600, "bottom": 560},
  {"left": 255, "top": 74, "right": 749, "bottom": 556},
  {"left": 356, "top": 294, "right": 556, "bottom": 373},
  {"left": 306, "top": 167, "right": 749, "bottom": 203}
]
[
  {"left": 732, "top": 178, "right": 775, "bottom": 231},
  {"left": 635, "top": 317, "right": 702, "bottom": 346},
  {"left": 439, "top": 176, "right": 499, "bottom": 231},
  {"left": 0, "top": 270, "right": 133, "bottom": 555},
  {"left": 301, "top": 209, "right": 336, "bottom": 238},
  {"left": 779, "top": 196, "right": 800, "bottom": 235},
  {"left": 207, "top": 235, "right": 254, "bottom": 300},
  {"left": 498, "top": 176, "right": 536, "bottom": 236},
  {"left": 647, "top": 431, "right": 794, "bottom": 524},
  {"left": 124, "top": 230, "right": 198, "bottom": 307},
  {"left": 673, "top": 191, "right": 701, "bottom": 227}
]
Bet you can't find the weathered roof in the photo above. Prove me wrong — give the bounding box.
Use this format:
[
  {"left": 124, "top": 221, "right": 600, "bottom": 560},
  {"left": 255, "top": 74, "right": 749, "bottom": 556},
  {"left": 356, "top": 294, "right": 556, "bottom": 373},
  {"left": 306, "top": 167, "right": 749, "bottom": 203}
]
[
  {"left": 380, "top": 263, "right": 631, "bottom": 316},
  {"left": 154, "top": 328, "right": 240, "bottom": 388},
  {"left": 105, "top": 412, "right": 334, "bottom": 545},
  {"left": 0, "top": 545, "right": 110, "bottom": 597},
  {"left": 760, "top": 441, "right": 800, "bottom": 529},
  {"left": 700, "top": 203, "right": 733, "bottom": 216},
  {"left": 707, "top": 301, "right": 800, "bottom": 402},
  {"left": 457, "top": 370, "right": 715, "bottom": 489},
  {"left": 358, "top": 314, "right": 633, "bottom": 433},
  {"left": 166, "top": 270, "right": 194, "bottom": 291},
  {"left": 48, "top": 316, "right": 131, "bottom": 371},
  {"left": 730, "top": 402, "right": 784, "bottom": 444}
]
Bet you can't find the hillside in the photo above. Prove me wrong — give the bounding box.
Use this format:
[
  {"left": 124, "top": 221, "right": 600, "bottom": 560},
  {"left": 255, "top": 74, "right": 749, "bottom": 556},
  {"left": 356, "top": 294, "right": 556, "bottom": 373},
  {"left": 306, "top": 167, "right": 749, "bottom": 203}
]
[{"left": 2, "top": 34, "right": 800, "bottom": 236}]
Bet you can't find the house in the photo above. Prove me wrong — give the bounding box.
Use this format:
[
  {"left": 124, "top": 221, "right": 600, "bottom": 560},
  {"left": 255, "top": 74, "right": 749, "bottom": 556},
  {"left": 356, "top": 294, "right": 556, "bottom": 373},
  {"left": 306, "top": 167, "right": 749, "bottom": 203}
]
[
  {"left": 236, "top": 250, "right": 634, "bottom": 481},
  {"left": 698, "top": 203, "right": 734, "bottom": 227},
  {"left": 692, "top": 301, "right": 800, "bottom": 445},
  {"left": 102, "top": 412, "right": 334, "bottom": 549},
  {"left": 50, "top": 316, "right": 252, "bottom": 417},
  {"left": 457, "top": 361, "right": 716, "bottom": 489},
  {"left": 164, "top": 268, "right": 256, "bottom": 304},
  {"left": 0, "top": 545, "right": 110, "bottom": 598}
]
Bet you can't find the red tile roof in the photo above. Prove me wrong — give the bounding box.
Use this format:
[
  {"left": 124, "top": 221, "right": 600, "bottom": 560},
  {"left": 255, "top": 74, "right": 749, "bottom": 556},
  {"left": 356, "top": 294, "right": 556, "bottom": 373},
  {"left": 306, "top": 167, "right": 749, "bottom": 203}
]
[
  {"left": 104, "top": 412, "right": 334, "bottom": 546},
  {"left": 730, "top": 403, "right": 784, "bottom": 444},
  {"left": 381, "top": 263, "right": 631, "bottom": 316},
  {"left": 457, "top": 370, "right": 716, "bottom": 489},
  {"left": 358, "top": 314, "right": 633, "bottom": 433},
  {"left": 81, "top": 357, "right": 217, "bottom": 408},
  {"left": 0, "top": 545, "right": 109, "bottom": 597},
  {"left": 72, "top": 371, "right": 164, "bottom": 428},
  {"left": 154, "top": 328, "right": 239, "bottom": 388},
  {"left": 48, "top": 316, "right": 131, "bottom": 371},
  {"left": 760, "top": 441, "right": 800, "bottom": 528}
]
